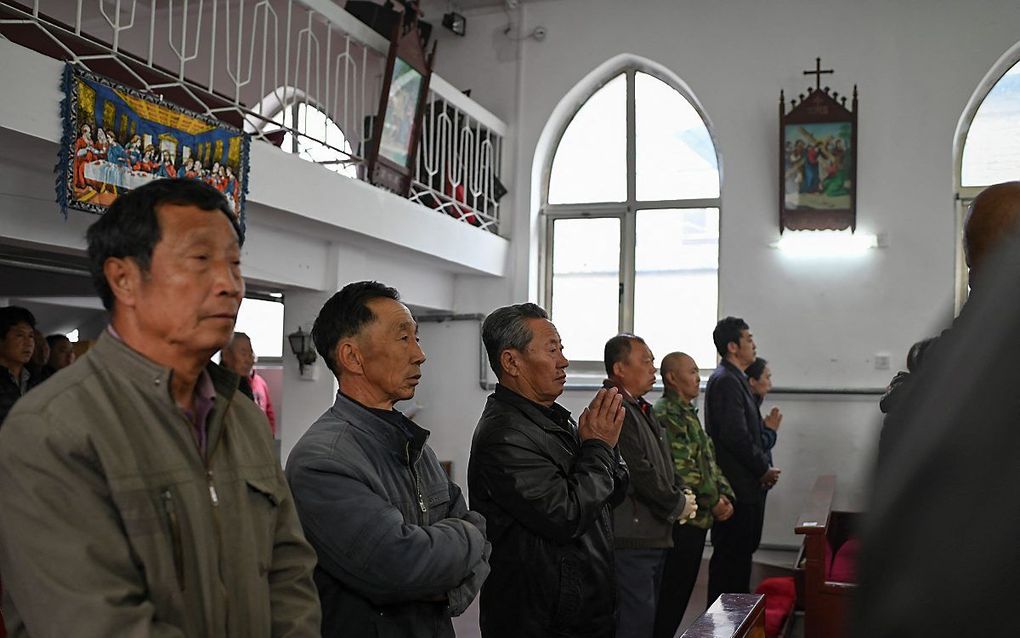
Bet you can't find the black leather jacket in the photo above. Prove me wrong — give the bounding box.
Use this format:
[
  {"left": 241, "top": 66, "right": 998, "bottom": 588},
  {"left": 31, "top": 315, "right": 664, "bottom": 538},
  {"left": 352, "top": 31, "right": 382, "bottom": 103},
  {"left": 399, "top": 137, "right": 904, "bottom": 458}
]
[{"left": 468, "top": 385, "right": 628, "bottom": 638}]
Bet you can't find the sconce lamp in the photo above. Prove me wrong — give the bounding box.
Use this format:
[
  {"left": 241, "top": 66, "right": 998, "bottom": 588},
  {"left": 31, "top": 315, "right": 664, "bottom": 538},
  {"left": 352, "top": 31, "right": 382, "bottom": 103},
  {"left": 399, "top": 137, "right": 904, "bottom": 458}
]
[
  {"left": 442, "top": 11, "right": 466, "bottom": 36},
  {"left": 287, "top": 326, "right": 317, "bottom": 375}
]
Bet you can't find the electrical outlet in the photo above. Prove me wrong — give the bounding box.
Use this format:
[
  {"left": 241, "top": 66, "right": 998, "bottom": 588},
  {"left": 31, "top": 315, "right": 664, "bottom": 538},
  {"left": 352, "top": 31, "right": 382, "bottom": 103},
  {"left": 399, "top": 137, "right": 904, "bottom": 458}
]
[{"left": 874, "top": 353, "right": 891, "bottom": 370}]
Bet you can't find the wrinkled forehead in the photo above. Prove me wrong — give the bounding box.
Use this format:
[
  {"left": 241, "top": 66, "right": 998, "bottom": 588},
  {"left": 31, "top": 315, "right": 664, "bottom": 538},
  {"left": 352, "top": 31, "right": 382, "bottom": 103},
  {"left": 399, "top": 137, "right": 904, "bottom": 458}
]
[
  {"left": 526, "top": 317, "right": 560, "bottom": 344},
  {"left": 364, "top": 297, "right": 416, "bottom": 333}
]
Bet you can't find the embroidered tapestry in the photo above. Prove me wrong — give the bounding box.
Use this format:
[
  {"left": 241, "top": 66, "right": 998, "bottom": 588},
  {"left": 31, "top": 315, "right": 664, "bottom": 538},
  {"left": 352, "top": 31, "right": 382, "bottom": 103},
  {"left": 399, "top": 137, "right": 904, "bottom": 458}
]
[{"left": 57, "top": 64, "right": 250, "bottom": 228}]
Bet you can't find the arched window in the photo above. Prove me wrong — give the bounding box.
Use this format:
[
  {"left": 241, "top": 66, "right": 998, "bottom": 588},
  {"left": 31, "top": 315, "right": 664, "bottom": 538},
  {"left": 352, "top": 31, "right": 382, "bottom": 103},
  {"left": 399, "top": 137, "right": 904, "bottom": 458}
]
[
  {"left": 265, "top": 101, "right": 358, "bottom": 179},
  {"left": 543, "top": 67, "right": 720, "bottom": 368},
  {"left": 956, "top": 54, "right": 1020, "bottom": 308}
]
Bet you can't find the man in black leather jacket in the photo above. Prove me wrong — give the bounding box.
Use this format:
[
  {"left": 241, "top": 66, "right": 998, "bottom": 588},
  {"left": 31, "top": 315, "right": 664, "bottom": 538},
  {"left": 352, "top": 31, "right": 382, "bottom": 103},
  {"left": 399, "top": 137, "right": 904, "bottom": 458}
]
[{"left": 469, "top": 303, "right": 629, "bottom": 638}]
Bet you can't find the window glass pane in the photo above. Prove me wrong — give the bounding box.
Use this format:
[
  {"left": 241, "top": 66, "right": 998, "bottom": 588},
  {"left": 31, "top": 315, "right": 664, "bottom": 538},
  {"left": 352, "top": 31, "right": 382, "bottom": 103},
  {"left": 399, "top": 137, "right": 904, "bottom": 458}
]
[
  {"left": 635, "top": 73, "right": 719, "bottom": 200},
  {"left": 548, "top": 74, "right": 627, "bottom": 204},
  {"left": 962, "top": 60, "right": 1020, "bottom": 186},
  {"left": 234, "top": 297, "right": 284, "bottom": 358},
  {"left": 268, "top": 103, "right": 358, "bottom": 178},
  {"left": 633, "top": 208, "right": 719, "bottom": 367},
  {"left": 551, "top": 218, "right": 621, "bottom": 362}
]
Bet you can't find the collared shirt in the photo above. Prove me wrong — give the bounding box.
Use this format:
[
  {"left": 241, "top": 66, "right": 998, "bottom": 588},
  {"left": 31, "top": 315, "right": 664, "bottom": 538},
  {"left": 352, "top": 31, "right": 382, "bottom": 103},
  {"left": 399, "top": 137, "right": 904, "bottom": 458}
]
[
  {"left": 181, "top": 370, "right": 216, "bottom": 456},
  {"left": 0, "top": 365, "right": 35, "bottom": 426},
  {"left": 107, "top": 326, "right": 216, "bottom": 456},
  {"left": 654, "top": 391, "right": 735, "bottom": 529}
]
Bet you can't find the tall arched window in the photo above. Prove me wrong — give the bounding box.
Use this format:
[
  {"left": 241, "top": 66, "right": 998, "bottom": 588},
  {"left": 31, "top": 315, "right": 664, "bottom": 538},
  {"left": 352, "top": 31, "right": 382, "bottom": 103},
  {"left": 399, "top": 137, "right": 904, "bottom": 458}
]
[
  {"left": 543, "top": 67, "right": 721, "bottom": 368},
  {"left": 956, "top": 55, "right": 1020, "bottom": 307},
  {"left": 265, "top": 101, "right": 358, "bottom": 179}
]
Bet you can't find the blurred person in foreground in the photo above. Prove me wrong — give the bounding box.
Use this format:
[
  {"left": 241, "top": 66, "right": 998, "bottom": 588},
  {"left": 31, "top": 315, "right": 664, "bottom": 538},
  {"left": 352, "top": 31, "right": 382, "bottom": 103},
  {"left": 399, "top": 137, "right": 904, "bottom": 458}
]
[
  {"left": 853, "top": 183, "right": 1020, "bottom": 637},
  {"left": 469, "top": 303, "right": 629, "bottom": 638},
  {"left": 0, "top": 178, "right": 320, "bottom": 637},
  {"left": 286, "top": 281, "right": 489, "bottom": 638},
  {"left": 653, "top": 352, "right": 734, "bottom": 638}
]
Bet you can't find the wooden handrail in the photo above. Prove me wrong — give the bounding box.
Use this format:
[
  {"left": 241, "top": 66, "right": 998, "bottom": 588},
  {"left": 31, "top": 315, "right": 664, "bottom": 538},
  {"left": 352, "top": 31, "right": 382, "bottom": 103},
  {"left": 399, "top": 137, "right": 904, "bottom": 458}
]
[
  {"left": 795, "top": 474, "right": 836, "bottom": 535},
  {"left": 680, "top": 593, "right": 766, "bottom": 638}
]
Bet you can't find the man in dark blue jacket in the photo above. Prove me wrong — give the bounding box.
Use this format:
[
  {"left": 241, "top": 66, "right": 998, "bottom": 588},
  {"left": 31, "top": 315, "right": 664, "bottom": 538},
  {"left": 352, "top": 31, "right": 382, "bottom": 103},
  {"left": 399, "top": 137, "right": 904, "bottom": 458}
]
[
  {"left": 704, "top": 317, "right": 781, "bottom": 605},
  {"left": 287, "top": 281, "right": 490, "bottom": 638}
]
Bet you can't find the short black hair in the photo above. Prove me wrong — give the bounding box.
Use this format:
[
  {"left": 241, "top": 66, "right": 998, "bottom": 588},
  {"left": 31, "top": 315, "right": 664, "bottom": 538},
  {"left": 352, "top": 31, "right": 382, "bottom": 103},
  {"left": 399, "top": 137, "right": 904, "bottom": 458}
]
[
  {"left": 312, "top": 281, "right": 401, "bottom": 376},
  {"left": 45, "top": 334, "right": 71, "bottom": 348},
  {"left": 745, "top": 357, "right": 768, "bottom": 381},
  {"left": 713, "top": 316, "right": 749, "bottom": 357},
  {"left": 0, "top": 306, "right": 36, "bottom": 340},
  {"left": 604, "top": 333, "right": 646, "bottom": 377},
  {"left": 86, "top": 178, "right": 242, "bottom": 310},
  {"left": 481, "top": 303, "right": 549, "bottom": 380}
]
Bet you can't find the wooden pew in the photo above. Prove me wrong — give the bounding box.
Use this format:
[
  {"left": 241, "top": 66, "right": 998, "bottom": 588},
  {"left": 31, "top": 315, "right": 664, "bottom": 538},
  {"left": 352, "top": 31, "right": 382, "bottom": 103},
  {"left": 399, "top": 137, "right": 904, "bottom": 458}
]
[
  {"left": 794, "top": 474, "right": 860, "bottom": 638},
  {"left": 680, "top": 593, "right": 766, "bottom": 638}
]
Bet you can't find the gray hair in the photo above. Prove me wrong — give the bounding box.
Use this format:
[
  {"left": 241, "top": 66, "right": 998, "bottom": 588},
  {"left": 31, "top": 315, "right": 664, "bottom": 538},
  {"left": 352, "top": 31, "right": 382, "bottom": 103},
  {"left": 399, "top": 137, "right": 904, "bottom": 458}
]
[{"left": 482, "top": 303, "right": 549, "bottom": 379}]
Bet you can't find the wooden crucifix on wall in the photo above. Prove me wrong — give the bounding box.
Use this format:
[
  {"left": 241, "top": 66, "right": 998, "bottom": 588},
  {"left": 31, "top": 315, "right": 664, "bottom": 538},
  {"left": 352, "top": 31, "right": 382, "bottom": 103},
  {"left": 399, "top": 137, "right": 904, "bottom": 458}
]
[{"left": 779, "top": 58, "right": 858, "bottom": 232}]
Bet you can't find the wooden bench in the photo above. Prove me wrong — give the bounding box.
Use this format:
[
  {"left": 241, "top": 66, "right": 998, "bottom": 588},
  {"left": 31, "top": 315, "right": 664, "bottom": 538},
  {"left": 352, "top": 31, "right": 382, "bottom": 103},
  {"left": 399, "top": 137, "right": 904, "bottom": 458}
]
[
  {"left": 680, "top": 593, "right": 766, "bottom": 638},
  {"left": 794, "top": 474, "right": 860, "bottom": 638}
]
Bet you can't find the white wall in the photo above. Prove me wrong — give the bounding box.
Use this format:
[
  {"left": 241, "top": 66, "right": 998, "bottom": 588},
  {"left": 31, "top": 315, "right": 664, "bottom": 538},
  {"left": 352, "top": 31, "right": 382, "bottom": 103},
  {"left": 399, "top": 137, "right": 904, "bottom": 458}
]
[{"left": 414, "top": 0, "right": 1020, "bottom": 546}]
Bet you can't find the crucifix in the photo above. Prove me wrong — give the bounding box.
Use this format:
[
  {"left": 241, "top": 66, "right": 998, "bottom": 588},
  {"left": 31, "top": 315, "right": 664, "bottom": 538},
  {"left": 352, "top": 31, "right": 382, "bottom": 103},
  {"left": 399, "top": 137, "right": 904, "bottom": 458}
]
[{"left": 803, "top": 57, "right": 834, "bottom": 91}]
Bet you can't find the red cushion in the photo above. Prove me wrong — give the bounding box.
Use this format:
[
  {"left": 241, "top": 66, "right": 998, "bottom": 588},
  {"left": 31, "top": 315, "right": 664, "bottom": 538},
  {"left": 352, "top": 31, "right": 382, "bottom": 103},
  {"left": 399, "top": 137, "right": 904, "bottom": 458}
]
[
  {"left": 755, "top": 577, "right": 796, "bottom": 638},
  {"left": 829, "top": 537, "right": 860, "bottom": 583}
]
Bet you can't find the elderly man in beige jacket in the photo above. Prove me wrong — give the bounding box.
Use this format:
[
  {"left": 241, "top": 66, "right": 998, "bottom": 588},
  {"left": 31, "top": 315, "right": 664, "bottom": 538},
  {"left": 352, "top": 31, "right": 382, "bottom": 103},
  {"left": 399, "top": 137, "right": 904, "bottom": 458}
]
[{"left": 0, "top": 179, "right": 320, "bottom": 637}]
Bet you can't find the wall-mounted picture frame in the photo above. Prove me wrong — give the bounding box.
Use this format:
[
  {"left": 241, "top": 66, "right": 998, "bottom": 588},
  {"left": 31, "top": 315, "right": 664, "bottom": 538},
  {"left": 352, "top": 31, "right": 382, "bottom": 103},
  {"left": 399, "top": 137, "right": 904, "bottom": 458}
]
[
  {"left": 57, "top": 64, "right": 250, "bottom": 225},
  {"left": 368, "top": 7, "right": 436, "bottom": 196},
  {"left": 780, "top": 60, "right": 858, "bottom": 232}
]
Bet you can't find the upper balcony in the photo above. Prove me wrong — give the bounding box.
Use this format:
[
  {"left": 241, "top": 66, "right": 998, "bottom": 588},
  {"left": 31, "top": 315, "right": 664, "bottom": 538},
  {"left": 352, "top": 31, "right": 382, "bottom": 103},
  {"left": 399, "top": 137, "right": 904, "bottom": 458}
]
[{"left": 0, "top": 0, "right": 508, "bottom": 236}]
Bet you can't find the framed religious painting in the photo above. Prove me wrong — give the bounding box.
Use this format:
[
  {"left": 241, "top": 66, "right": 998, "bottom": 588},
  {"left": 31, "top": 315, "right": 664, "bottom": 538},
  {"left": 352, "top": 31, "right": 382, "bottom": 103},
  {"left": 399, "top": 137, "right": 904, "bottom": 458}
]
[
  {"left": 779, "top": 59, "right": 858, "bottom": 232},
  {"left": 57, "top": 64, "right": 250, "bottom": 228},
  {"left": 367, "top": 5, "right": 436, "bottom": 196}
]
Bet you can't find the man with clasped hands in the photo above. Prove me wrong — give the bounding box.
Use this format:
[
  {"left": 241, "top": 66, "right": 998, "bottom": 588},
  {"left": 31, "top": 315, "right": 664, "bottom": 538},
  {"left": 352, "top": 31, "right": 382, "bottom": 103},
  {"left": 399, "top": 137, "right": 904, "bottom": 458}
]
[{"left": 468, "top": 303, "right": 630, "bottom": 638}]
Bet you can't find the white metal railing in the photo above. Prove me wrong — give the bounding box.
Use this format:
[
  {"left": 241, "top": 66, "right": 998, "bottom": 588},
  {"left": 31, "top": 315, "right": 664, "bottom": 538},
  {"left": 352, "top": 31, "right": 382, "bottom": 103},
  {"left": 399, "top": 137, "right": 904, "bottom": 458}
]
[{"left": 0, "top": 0, "right": 507, "bottom": 233}]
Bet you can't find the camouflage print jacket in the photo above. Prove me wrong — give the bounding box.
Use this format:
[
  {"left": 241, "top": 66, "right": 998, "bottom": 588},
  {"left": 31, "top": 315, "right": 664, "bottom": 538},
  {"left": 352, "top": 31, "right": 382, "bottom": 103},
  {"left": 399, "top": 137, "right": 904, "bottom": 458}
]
[{"left": 653, "top": 392, "right": 734, "bottom": 529}]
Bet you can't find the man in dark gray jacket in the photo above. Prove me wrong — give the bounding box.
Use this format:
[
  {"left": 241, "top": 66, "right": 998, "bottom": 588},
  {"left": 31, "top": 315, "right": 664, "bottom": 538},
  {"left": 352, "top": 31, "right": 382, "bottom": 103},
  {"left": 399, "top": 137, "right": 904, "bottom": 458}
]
[
  {"left": 286, "top": 281, "right": 490, "bottom": 638},
  {"left": 604, "top": 334, "right": 695, "bottom": 638}
]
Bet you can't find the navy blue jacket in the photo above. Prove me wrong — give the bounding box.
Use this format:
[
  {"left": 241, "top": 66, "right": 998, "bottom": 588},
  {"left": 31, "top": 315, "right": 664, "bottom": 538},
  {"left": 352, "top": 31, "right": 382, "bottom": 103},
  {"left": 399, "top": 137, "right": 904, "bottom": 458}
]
[{"left": 704, "top": 360, "right": 771, "bottom": 505}]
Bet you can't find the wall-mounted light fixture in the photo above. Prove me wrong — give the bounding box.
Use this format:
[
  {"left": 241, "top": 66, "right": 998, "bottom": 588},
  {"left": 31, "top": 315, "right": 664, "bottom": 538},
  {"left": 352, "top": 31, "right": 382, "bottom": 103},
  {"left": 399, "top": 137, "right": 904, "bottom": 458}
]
[
  {"left": 773, "top": 229, "right": 879, "bottom": 257},
  {"left": 287, "top": 326, "right": 317, "bottom": 376},
  {"left": 442, "top": 11, "right": 466, "bottom": 36}
]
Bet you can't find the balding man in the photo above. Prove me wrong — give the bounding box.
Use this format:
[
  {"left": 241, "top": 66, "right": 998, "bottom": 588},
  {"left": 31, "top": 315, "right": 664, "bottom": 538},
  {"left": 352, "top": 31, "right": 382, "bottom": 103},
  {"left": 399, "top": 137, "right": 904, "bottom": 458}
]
[{"left": 652, "top": 352, "right": 734, "bottom": 638}]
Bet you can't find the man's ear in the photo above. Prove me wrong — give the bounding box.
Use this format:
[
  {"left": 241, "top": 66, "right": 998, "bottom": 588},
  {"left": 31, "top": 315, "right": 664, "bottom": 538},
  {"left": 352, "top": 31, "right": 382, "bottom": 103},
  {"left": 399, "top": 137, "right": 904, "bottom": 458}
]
[
  {"left": 611, "top": 360, "right": 624, "bottom": 378},
  {"left": 499, "top": 349, "right": 520, "bottom": 379},
  {"left": 103, "top": 257, "right": 142, "bottom": 309},
  {"left": 336, "top": 339, "right": 364, "bottom": 377},
  {"left": 726, "top": 341, "right": 739, "bottom": 357}
]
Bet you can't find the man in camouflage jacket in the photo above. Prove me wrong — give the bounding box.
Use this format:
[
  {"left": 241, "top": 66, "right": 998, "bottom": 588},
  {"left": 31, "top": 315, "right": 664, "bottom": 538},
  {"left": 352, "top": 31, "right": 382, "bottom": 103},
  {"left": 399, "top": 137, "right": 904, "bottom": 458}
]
[{"left": 652, "top": 352, "right": 735, "bottom": 638}]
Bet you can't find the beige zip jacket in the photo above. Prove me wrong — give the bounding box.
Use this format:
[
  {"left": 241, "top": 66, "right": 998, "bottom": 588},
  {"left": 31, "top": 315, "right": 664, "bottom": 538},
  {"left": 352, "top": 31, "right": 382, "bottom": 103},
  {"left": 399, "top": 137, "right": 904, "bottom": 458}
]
[{"left": 0, "top": 331, "right": 320, "bottom": 637}]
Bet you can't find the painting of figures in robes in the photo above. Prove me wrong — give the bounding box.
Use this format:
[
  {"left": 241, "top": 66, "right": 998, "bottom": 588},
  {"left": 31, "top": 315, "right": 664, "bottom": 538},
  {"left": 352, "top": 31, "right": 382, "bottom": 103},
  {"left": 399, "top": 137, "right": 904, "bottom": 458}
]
[
  {"left": 58, "top": 64, "right": 249, "bottom": 223},
  {"left": 783, "top": 121, "right": 852, "bottom": 210}
]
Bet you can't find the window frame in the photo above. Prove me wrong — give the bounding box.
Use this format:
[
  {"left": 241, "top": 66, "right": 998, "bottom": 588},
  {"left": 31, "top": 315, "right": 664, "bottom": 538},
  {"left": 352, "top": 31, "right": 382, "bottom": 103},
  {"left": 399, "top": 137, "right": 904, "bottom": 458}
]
[
  {"left": 263, "top": 98, "right": 359, "bottom": 176},
  {"left": 953, "top": 45, "right": 1020, "bottom": 315},
  {"left": 540, "top": 66, "right": 722, "bottom": 374}
]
